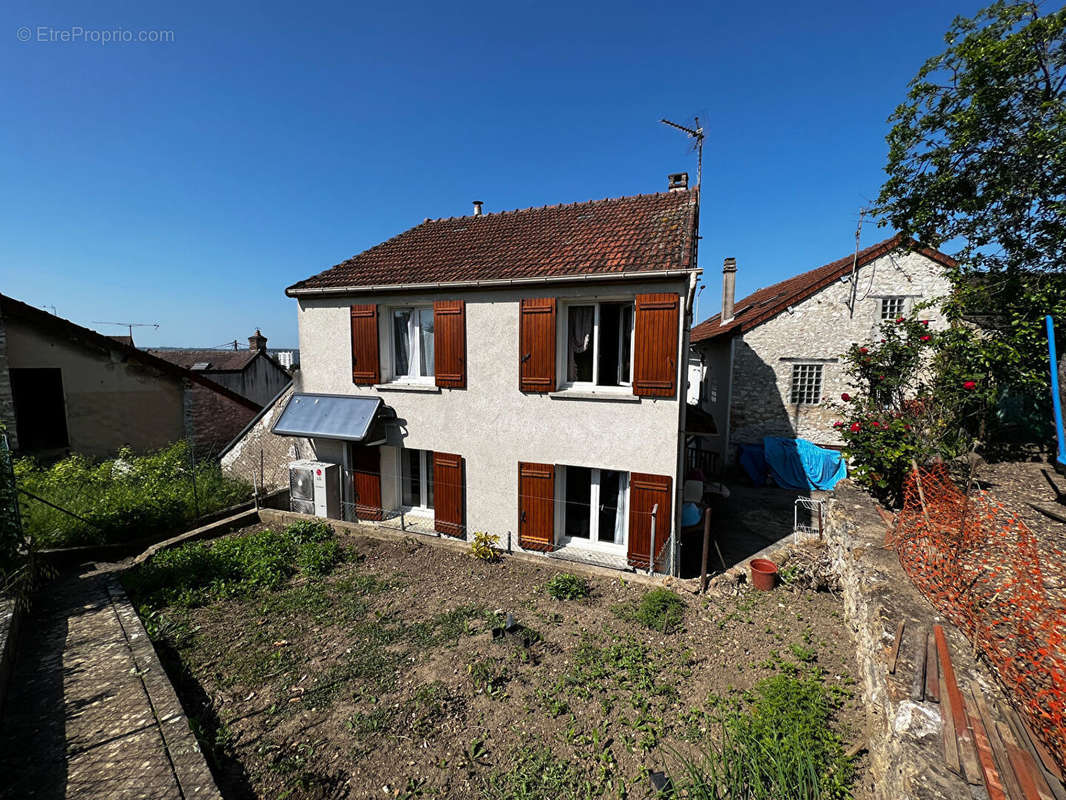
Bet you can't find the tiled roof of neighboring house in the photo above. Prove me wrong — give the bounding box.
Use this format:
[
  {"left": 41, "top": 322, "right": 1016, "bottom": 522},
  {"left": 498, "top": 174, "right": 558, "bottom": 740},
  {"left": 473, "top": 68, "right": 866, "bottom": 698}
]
[
  {"left": 108, "top": 335, "right": 134, "bottom": 347},
  {"left": 690, "top": 235, "right": 957, "bottom": 344},
  {"left": 0, "top": 294, "right": 261, "bottom": 411},
  {"left": 148, "top": 348, "right": 260, "bottom": 372},
  {"left": 287, "top": 189, "right": 699, "bottom": 295}
]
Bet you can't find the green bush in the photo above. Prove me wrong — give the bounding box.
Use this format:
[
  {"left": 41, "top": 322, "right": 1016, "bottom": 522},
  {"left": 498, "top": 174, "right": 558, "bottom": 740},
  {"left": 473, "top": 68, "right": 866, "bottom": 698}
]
[
  {"left": 124, "top": 520, "right": 341, "bottom": 610},
  {"left": 670, "top": 675, "right": 854, "bottom": 800},
  {"left": 618, "top": 587, "right": 685, "bottom": 634},
  {"left": 14, "top": 441, "right": 252, "bottom": 548},
  {"left": 544, "top": 572, "right": 591, "bottom": 600}
]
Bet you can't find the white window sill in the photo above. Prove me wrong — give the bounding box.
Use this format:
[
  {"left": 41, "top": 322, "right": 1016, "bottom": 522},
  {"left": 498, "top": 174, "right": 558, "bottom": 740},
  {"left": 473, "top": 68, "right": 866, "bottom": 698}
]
[
  {"left": 374, "top": 381, "right": 440, "bottom": 393},
  {"left": 549, "top": 387, "right": 640, "bottom": 403},
  {"left": 556, "top": 538, "right": 627, "bottom": 555}
]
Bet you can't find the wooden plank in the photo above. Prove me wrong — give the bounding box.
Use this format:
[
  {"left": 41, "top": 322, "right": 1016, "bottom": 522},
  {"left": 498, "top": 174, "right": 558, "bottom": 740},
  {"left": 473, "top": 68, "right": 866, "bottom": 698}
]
[
  {"left": 939, "top": 669, "right": 962, "bottom": 775},
  {"left": 911, "top": 631, "right": 928, "bottom": 702},
  {"left": 887, "top": 620, "right": 905, "bottom": 674},
  {"left": 1003, "top": 706, "right": 1066, "bottom": 800},
  {"left": 925, "top": 631, "right": 940, "bottom": 702},
  {"left": 965, "top": 690, "right": 1009, "bottom": 800},
  {"left": 934, "top": 625, "right": 969, "bottom": 734},
  {"left": 1001, "top": 724, "right": 1055, "bottom": 800},
  {"left": 974, "top": 689, "right": 1024, "bottom": 800}
]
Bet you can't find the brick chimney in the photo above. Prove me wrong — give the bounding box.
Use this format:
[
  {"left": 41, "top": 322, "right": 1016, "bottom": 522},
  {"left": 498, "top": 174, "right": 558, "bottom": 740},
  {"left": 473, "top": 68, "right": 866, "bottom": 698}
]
[
  {"left": 668, "top": 172, "right": 688, "bottom": 191},
  {"left": 248, "top": 329, "right": 267, "bottom": 352},
  {"left": 721, "top": 258, "right": 737, "bottom": 324}
]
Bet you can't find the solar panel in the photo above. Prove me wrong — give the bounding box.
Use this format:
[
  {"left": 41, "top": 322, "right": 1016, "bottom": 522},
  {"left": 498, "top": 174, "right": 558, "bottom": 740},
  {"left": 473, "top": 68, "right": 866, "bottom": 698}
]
[{"left": 271, "top": 393, "right": 383, "bottom": 441}]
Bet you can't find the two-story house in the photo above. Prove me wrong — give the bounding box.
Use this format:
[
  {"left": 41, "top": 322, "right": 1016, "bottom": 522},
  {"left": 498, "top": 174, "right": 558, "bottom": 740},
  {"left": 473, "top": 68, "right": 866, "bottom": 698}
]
[
  {"left": 687, "top": 234, "right": 955, "bottom": 469},
  {"left": 230, "top": 176, "right": 700, "bottom": 572}
]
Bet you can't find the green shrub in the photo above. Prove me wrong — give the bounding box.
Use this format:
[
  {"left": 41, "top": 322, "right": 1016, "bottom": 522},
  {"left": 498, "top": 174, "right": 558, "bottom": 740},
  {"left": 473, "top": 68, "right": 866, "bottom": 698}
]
[
  {"left": 14, "top": 441, "right": 252, "bottom": 548},
  {"left": 545, "top": 572, "right": 590, "bottom": 600},
  {"left": 470, "top": 531, "right": 500, "bottom": 561},
  {"left": 619, "top": 587, "right": 685, "bottom": 634},
  {"left": 669, "top": 675, "right": 854, "bottom": 800},
  {"left": 124, "top": 521, "right": 341, "bottom": 610}
]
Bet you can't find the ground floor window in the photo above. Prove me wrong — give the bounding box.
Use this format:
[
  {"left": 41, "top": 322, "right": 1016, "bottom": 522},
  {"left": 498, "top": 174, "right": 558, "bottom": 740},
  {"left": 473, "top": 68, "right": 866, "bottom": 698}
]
[
  {"left": 558, "top": 465, "right": 628, "bottom": 547},
  {"left": 401, "top": 449, "right": 434, "bottom": 511}
]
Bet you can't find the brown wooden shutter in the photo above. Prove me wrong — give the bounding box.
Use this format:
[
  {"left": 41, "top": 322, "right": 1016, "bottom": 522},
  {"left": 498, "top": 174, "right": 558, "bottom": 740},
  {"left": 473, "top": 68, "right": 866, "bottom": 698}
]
[
  {"left": 627, "top": 472, "right": 673, "bottom": 570},
  {"left": 519, "top": 298, "right": 556, "bottom": 393},
  {"left": 433, "top": 300, "right": 466, "bottom": 389},
  {"left": 518, "top": 461, "right": 555, "bottom": 551},
  {"left": 351, "top": 445, "right": 382, "bottom": 521},
  {"left": 350, "top": 304, "right": 380, "bottom": 385},
  {"left": 433, "top": 451, "right": 464, "bottom": 537},
  {"left": 633, "top": 293, "right": 679, "bottom": 398}
]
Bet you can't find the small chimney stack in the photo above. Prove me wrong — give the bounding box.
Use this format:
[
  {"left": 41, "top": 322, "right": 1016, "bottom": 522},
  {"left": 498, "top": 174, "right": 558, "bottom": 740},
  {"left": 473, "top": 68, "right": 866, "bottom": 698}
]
[
  {"left": 668, "top": 172, "right": 689, "bottom": 191},
  {"left": 249, "top": 329, "right": 267, "bottom": 352},
  {"left": 721, "top": 258, "right": 737, "bottom": 324},
  {"left": 472, "top": 200, "right": 483, "bottom": 216}
]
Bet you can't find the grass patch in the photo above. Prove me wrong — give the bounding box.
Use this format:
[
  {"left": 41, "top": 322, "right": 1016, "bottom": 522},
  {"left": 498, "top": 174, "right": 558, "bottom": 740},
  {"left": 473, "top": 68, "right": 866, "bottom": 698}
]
[
  {"left": 15, "top": 441, "right": 251, "bottom": 547},
  {"left": 124, "top": 519, "right": 340, "bottom": 610},
  {"left": 615, "top": 586, "right": 685, "bottom": 633},
  {"left": 481, "top": 743, "right": 600, "bottom": 800},
  {"left": 545, "top": 572, "right": 591, "bottom": 600},
  {"left": 669, "top": 674, "right": 854, "bottom": 800}
]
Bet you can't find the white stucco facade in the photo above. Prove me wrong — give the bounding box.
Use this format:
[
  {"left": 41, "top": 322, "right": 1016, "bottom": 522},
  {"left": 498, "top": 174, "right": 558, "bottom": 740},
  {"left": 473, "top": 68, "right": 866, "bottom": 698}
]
[{"left": 295, "top": 278, "right": 692, "bottom": 564}]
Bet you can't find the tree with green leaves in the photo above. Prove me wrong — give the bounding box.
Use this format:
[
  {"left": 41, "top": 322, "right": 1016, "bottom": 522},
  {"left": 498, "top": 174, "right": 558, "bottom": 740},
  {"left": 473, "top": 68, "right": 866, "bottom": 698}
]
[{"left": 877, "top": 1, "right": 1066, "bottom": 448}]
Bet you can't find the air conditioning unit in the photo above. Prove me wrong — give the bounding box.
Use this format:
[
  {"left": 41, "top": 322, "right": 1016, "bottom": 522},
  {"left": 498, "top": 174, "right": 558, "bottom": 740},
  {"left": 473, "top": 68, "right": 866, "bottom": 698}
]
[{"left": 288, "top": 460, "right": 340, "bottom": 519}]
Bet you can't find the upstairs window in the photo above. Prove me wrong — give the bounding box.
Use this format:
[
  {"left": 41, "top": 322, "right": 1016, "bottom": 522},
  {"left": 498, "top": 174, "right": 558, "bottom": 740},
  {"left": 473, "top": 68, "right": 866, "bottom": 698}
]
[
  {"left": 391, "top": 307, "right": 434, "bottom": 381},
  {"left": 789, "top": 364, "right": 823, "bottom": 405},
  {"left": 880, "top": 296, "right": 906, "bottom": 320},
  {"left": 565, "top": 302, "right": 634, "bottom": 387}
]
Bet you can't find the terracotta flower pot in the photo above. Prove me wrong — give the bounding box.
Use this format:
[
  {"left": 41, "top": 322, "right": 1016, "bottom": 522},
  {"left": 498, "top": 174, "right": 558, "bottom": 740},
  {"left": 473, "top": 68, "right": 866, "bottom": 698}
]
[{"left": 749, "top": 558, "right": 778, "bottom": 591}]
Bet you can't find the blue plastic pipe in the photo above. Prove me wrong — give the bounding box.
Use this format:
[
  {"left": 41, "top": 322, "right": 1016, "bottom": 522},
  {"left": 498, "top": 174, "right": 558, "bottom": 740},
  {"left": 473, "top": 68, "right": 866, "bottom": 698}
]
[{"left": 1046, "top": 315, "right": 1066, "bottom": 465}]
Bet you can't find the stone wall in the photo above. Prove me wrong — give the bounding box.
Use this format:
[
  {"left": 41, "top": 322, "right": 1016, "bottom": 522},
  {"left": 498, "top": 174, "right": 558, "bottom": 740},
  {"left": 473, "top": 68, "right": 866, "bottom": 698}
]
[
  {"left": 0, "top": 309, "right": 15, "bottom": 449},
  {"left": 727, "top": 250, "right": 951, "bottom": 456},
  {"left": 182, "top": 381, "right": 259, "bottom": 458},
  {"left": 220, "top": 382, "right": 313, "bottom": 490}
]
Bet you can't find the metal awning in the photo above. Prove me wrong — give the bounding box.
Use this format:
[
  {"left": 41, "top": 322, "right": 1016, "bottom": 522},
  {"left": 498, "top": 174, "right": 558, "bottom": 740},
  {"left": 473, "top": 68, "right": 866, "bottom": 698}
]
[{"left": 271, "top": 393, "right": 388, "bottom": 441}]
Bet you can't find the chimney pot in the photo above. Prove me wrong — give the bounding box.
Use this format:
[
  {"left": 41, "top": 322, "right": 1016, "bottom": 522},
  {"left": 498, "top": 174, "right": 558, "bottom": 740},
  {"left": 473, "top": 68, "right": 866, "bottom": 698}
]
[
  {"left": 668, "top": 172, "right": 689, "bottom": 191},
  {"left": 472, "top": 200, "right": 483, "bottom": 216},
  {"left": 721, "top": 258, "right": 737, "bottom": 324},
  {"left": 249, "top": 329, "right": 268, "bottom": 352}
]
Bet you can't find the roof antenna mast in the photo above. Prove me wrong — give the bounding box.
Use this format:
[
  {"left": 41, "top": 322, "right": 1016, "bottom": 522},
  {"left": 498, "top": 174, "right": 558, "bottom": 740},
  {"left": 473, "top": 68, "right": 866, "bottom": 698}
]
[
  {"left": 660, "top": 117, "right": 705, "bottom": 194},
  {"left": 846, "top": 208, "right": 866, "bottom": 318}
]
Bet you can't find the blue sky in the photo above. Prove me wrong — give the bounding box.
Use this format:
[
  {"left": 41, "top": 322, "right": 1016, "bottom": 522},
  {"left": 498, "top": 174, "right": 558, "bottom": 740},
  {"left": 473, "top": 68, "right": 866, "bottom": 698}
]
[{"left": 1, "top": 0, "right": 987, "bottom": 348}]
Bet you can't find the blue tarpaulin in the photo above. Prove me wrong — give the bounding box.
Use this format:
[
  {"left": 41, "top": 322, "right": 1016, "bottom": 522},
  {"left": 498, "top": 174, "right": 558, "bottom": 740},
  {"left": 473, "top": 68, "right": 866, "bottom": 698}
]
[
  {"left": 763, "top": 437, "right": 847, "bottom": 490},
  {"left": 738, "top": 443, "right": 769, "bottom": 487}
]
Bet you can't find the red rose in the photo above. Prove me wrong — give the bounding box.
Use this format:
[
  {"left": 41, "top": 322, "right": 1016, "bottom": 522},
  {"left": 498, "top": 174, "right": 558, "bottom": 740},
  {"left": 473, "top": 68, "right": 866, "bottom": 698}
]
[
  {"left": 841, "top": 392, "right": 851, "bottom": 401},
  {"left": 859, "top": 347, "right": 868, "bottom": 354},
  {"left": 920, "top": 335, "right": 930, "bottom": 341},
  {"left": 850, "top": 422, "right": 861, "bottom": 432},
  {"left": 963, "top": 380, "right": 976, "bottom": 390},
  {"left": 878, "top": 374, "right": 885, "bottom": 380},
  {"left": 896, "top": 316, "right": 904, "bottom": 323},
  {"left": 833, "top": 421, "right": 844, "bottom": 428},
  {"left": 880, "top": 339, "right": 886, "bottom": 343},
  {"left": 921, "top": 320, "right": 929, "bottom": 326},
  {"left": 871, "top": 421, "right": 880, "bottom": 428}
]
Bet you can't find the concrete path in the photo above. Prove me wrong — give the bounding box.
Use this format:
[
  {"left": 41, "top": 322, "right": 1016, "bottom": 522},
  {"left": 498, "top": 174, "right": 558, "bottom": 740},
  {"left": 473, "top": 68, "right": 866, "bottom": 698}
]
[{"left": 0, "top": 566, "right": 221, "bottom": 799}]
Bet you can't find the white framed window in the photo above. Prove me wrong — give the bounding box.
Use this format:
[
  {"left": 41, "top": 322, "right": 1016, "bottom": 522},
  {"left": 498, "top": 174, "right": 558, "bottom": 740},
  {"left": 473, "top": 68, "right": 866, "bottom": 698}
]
[
  {"left": 556, "top": 465, "right": 628, "bottom": 549},
  {"left": 562, "top": 301, "right": 634, "bottom": 388},
  {"left": 789, "top": 364, "right": 823, "bottom": 405},
  {"left": 880, "top": 296, "right": 906, "bottom": 320},
  {"left": 390, "top": 307, "right": 435, "bottom": 381},
  {"left": 400, "top": 449, "right": 434, "bottom": 512}
]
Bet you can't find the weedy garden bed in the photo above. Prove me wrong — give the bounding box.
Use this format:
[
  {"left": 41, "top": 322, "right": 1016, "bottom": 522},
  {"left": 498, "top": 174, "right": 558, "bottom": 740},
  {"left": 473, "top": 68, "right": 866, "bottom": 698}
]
[{"left": 124, "top": 523, "right": 866, "bottom": 800}]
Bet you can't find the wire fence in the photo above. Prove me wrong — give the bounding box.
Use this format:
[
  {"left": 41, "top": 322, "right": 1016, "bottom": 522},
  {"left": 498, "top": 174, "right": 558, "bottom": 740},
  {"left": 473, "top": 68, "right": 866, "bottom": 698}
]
[{"left": 893, "top": 465, "right": 1066, "bottom": 771}]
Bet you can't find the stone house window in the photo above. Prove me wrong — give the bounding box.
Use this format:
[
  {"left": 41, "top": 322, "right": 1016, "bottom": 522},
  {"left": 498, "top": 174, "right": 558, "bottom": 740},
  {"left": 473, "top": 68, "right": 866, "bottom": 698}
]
[
  {"left": 789, "top": 363, "right": 823, "bottom": 405},
  {"left": 880, "top": 296, "right": 906, "bottom": 320}
]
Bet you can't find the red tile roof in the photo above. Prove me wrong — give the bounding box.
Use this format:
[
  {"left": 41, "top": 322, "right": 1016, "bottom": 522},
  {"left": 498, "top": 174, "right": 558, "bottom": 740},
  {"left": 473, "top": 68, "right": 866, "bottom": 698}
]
[
  {"left": 148, "top": 348, "right": 260, "bottom": 372},
  {"left": 287, "top": 190, "right": 699, "bottom": 294},
  {"left": 690, "top": 235, "right": 957, "bottom": 344}
]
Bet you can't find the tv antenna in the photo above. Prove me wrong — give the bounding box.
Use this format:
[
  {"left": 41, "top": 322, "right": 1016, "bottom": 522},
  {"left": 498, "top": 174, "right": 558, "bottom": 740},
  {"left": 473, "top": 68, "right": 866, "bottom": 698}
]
[
  {"left": 660, "top": 117, "right": 705, "bottom": 193},
  {"left": 92, "top": 320, "right": 160, "bottom": 341}
]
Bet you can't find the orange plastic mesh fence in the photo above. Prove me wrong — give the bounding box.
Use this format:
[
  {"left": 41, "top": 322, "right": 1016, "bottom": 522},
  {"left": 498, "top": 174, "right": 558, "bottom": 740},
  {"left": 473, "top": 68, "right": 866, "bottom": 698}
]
[{"left": 894, "top": 465, "right": 1066, "bottom": 770}]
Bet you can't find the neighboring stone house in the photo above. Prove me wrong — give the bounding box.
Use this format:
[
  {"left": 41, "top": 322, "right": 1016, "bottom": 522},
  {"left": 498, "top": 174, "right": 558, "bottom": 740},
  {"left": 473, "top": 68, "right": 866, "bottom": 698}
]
[
  {"left": 223, "top": 176, "right": 702, "bottom": 572},
  {"left": 148, "top": 330, "right": 291, "bottom": 406},
  {"left": 0, "top": 294, "right": 262, "bottom": 458},
  {"left": 688, "top": 235, "right": 955, "bottom": 468}
]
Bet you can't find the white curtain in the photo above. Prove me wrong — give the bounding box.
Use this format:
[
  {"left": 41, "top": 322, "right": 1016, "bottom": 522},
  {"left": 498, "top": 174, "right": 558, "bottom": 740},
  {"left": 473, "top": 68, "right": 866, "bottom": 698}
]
[
  {"left": 567, "top": 306, "right": 594, "bottom": 381},
  {"left": 614, "top": 473, "right": 628, "bottom": 544},
  {"left": 419, "top": 308, "right": 434, "bottom": 377}
]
